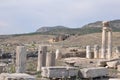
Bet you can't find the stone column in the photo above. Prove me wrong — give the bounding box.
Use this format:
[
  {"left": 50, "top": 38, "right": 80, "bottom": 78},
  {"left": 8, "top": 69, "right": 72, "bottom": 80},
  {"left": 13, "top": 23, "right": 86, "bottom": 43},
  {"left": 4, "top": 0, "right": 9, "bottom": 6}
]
[
  {"left": 86, "top": 45, "right": 92, "bottom": 59},
  {"left": 101, "top": 21, "right": 108, "bottom": 58},
  {"left": 46, "top": 51, "right": 55, "bottom": 66},
  {"left": 107, "top": 31, "right": 112, "bottom": 59},
  {"left": 37, "top": 46, "right": 47, "bottom": 71},
  {"left": 16, "top": 46, "right": 26, "bottom": 73},
  {"left": 55, "top": 49, "right": 62, "bottom": 59},
  {"left": 94, "top": 45, "right": 99, "bottom": 58}
]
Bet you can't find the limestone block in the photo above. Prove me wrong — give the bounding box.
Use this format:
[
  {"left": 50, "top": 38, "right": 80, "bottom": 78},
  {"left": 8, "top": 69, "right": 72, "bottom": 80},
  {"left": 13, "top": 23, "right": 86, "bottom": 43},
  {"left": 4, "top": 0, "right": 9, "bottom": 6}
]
[
  {"left": 79, "top": 67, "right": 108, "bottom": 78},
  {"left": 66, "top": 67, "right": 78, "bottom": 77},
  {"left": 106, "top": 61, "right": 119, "bottom": 69},
  {"left": 41, "top": 66, "right": 78, "bottom": 78},
  {"left": 0, "top": 73, "right": 35, "bottom": 80}
]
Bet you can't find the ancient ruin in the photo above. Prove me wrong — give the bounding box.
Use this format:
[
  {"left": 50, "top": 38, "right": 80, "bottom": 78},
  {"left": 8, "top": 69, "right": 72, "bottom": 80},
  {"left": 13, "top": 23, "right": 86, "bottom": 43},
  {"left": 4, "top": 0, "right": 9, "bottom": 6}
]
[
  {"left": 0, "top": 21, "right": 119, "bottom": 80},
  {"left": 101, "top": 21, "right": 112, "bottom": 59}
]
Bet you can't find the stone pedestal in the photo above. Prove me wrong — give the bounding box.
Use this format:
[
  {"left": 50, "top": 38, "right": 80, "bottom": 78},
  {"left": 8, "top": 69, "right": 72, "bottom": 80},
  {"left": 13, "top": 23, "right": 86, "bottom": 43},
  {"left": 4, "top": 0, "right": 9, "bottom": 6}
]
[
  {"left": 94, "top": 45, "right": 99, "bottom": 58},
  {"left": 16, "top": 46, "right": 26, "bottom": 73},
  {"left": 37, "top": 46, "right": 47, "bottom": 71},
  {"left": 46, "top": 51, "right": 55, "bottom": 66},
  {"left": 86, "top": 45, "right": 92, "bottom": 59}
]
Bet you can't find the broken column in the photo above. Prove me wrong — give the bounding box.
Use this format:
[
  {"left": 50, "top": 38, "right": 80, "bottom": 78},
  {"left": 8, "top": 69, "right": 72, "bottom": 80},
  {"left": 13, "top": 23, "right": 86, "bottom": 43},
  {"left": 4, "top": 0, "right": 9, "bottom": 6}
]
[
  {"left": 16, "top": 46, "right": 26, "bottom": 73},
  {"left": 101, "top": 21, "right": 108, "bottom": 58},
  {"left": 46, "top": 51, "right": 55, "bottom": 66},
  {"left": 37, "top": 45, "right": 47, "bottom": 71},
  {"left": 108, "top": 30, "right": 112, "bottom": 59},
  {"left": 86, "top": 45, "right": 92, "bottom": 59},
  {"left": 94, "top": 45, "right": 99, "bottom": 58},
  {"left": 55, "top": 49, "right": 62, "bottom": 59}
]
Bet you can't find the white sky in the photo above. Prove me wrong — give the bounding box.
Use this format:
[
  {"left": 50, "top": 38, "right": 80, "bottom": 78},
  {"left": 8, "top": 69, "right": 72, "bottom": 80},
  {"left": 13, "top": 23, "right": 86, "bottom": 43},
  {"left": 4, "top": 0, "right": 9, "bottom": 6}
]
[{"left": 0, "top": 0, "right": 120, "bottom": 34}]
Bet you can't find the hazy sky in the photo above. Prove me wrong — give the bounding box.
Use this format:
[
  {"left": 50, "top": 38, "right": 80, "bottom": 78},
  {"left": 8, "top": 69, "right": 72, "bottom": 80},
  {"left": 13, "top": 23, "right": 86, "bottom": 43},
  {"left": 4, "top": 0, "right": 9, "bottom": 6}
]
[{"left": 0, "top": 0, "right": 120, "bottom": 34}]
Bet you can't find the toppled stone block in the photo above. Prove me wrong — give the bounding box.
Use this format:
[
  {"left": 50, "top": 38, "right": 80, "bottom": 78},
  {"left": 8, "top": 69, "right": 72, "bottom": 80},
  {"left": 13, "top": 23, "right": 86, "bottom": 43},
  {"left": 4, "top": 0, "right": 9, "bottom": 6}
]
[
  {"left": 41, "top": 66, "right": 78, "bottom": 78},
  {"left": 106, "top": 61, "right": 119, "bottom": 69},
  {"left": 79, "top": 67, "right": 108, "bottom": 78},
  {"left": 0, "top": 73, "right": 35, "bottom": 80}
]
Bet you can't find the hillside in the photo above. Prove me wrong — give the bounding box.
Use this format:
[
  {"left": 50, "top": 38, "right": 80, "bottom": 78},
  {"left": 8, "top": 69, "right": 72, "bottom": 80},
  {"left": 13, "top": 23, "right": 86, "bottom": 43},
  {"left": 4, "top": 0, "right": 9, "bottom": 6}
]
[
  {"left": 36, "top": 26, "right": 68, "bottom": 32},
  {"left": 54, "top": 32, "right": 120, "bottom": 47},
  {"left": 35, "top": 20, "right": 120, "bottom": 35},
  {"left": 0, "top": 32, "right": 120, "bottom": 49}
]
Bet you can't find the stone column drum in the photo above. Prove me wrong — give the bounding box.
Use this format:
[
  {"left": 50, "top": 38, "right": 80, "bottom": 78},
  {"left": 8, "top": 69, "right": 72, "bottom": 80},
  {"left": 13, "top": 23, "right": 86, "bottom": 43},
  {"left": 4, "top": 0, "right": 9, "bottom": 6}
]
[
  {"left": 46, "top": 51, "right": 55, "bottom": 66},
  {"left": 16, "top": 46, "right": 26, "bottom": 73},
  {"left": 37, "top": 46, "right": 47, "bottom": 71},
  {"left": 94, "top": 45, "right": 99, "bottom": 58},
  {"left": 107, "top": 31, "right": 112, "bottom": 59},
  {"left": 86, "top": 45, "right": 92, "bottom": 59}
]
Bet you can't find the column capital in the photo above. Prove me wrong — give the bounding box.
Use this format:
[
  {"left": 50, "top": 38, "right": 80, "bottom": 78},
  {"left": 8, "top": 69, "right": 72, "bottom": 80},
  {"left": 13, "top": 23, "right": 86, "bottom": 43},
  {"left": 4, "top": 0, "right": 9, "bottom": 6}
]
[{"left": 102, "top": 21, "right": 110, "bottom": 27}]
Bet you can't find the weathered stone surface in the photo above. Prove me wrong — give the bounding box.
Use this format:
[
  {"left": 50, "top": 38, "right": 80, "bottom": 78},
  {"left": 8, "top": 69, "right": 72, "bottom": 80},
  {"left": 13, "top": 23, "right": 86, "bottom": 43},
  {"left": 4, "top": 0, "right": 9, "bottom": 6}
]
[
  {"left": 107, "top": 31, "right": 112, "bottom": 59},
  {"left": 0, "top": 73, "right": 35, "bottom": 80},
  {"left": 41, "top": 66, "right": 78, "bottom": 78},
  {"left": 46, "top": 51, "right": 55, "bottom": 67},
  {"left": 37, "top": 45, "right": 47, "bottom": 71},
  {"left": 116, "top": 46, "right": 120, "bottom": 54},
  {"left": 86, "top": 45, "right": 92, "bottom": 59},
  {"left": 16, "top": 46, "right": 27, "bottom": 73},
  {"left": 97, "top": 60, "right": 107, "bottom": 67},
  {"left": 0, "top": 63, "right": 6, "bottom": 73},
  {"left": 117, "top": 65, "right": 120, "bottom": 71},
  {"left": 94, "top": 45, "right": 99, "bottom": 58},
  {"left": 79, "top": 67, "right": 108, "bottom": 78},
  {"left": 55, "top": 49, "right": 62, "bottom": 59},
  {"left": 106, "top": 61, "right": 119, "bottom": 69}
]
